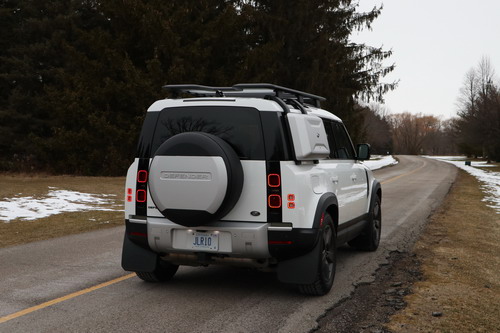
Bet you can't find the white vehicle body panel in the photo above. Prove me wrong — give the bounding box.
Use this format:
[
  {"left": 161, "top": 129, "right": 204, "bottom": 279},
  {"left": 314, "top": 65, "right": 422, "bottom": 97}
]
[
  {"left": 287, "top": 113, "right": 330, "bottom": 160},
  {"left": 147, "top": 97, "right": 283, "bottom": 112},
  {"left": 222, "top": 161, "right": 267, "bottom": 222}
]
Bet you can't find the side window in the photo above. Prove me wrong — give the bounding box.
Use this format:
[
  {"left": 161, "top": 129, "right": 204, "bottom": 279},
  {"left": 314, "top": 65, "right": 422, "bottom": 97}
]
[
  {"left": 321, "top": 119, "right": 337, "bottom": 159},
  {"left": 331, "top": 122, "right": 355, "bottom": 160}
]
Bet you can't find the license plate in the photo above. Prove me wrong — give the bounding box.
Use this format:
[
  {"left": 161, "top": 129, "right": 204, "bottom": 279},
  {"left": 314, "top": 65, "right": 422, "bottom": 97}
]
[{"left": 188, "top": 231, "right": 219, "bottom": 251}]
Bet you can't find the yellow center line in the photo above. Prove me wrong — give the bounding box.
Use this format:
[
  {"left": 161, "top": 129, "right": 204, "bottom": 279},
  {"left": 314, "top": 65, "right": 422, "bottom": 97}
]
[
  {"left": 381, "top": 160, "right": 427, "bottom": 185},
  {"left": 0, "top": 273, "right": 135, "bottom": 324}
]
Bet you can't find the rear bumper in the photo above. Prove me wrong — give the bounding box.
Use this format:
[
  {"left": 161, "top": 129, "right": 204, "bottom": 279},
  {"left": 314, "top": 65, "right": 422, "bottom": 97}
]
[{"left": 125, "top": 217, "right": 320, "bottom": 262}]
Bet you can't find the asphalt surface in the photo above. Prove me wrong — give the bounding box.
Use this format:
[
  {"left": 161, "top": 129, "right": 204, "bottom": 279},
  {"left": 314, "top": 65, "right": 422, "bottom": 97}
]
[{"left": 0, "top": 156, "right": 457, "bottom": 332}]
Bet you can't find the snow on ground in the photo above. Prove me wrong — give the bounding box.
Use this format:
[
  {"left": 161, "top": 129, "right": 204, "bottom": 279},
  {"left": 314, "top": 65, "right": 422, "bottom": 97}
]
[
  {"left": 364, "top": 155, "right": 398, "bottom": 171},
  {"left": 0, "top": 189, "right": 121, "bottom": 222},
  {"left": 424, "top": 156, "right": 500, "bottom": 214}
]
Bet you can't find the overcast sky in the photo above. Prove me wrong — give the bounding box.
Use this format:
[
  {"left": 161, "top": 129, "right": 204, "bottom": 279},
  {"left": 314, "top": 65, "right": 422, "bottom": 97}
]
[{"left": 352, "top": 0, "right": 500, "bottom": 119}]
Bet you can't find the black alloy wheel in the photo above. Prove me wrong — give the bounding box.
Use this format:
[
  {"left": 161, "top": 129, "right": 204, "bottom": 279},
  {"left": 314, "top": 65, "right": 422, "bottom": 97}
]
[
  {"left": 348, "top": 194, "right": 382, "bottom": 251},
  {"left": 298, "top": 213, "right": 336, "bottom": 296}
]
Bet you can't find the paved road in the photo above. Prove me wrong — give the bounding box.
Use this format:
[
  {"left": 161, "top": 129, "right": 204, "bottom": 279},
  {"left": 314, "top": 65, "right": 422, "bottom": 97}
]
[{"left": 0, "top": 156, "right": 456, "bottom": 332}]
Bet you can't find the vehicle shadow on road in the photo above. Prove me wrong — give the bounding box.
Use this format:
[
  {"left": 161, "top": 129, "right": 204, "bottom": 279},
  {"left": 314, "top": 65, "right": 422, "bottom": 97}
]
[{"left": 129, "top": 266, "right": 302, "bottom": 298}]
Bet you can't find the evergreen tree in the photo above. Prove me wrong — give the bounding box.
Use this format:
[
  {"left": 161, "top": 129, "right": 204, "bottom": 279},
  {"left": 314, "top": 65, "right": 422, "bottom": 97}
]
[
  {"left": 1, "top": 0, "right": 394, "bottom": 175},
  {"left": 231, "top": 0, "right": 395, "bottom": 140}
]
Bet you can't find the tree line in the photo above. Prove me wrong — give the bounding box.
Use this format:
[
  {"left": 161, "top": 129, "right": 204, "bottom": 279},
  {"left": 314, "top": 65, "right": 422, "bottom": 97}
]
[
  {"left": 361, "top": 57, "right": 500, "bottom": 162},
  {"left": 361, "top": 106, "right": 457, "bottom": 156},
  {"left": 0, "top": 0, "right": 395, "bottom": 175}
]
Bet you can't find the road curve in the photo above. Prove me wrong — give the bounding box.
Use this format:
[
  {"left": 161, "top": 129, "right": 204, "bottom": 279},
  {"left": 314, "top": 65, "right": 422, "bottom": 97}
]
[{"left": 0, "top": 156, "right": 457, "bottom": 332}]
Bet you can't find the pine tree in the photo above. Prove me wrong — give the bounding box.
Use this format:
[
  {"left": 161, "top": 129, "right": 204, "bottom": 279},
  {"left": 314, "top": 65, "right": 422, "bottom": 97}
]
[
  {"left": 1, "top": 0, "right": 395, "bottom": 174},
  {"left": 231, "top": 0, "right": 395, "bottom": 140}
]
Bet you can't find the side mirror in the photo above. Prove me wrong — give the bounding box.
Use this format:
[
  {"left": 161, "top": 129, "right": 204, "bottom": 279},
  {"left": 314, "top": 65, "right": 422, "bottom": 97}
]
[{"left": 357, "top": 143, "right": 371, "bottom": 160}]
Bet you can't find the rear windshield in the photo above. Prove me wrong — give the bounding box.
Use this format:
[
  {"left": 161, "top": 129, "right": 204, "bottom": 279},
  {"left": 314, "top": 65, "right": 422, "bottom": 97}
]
[{"left": 151, "top": 106, "right": 266, "bottom": 160}]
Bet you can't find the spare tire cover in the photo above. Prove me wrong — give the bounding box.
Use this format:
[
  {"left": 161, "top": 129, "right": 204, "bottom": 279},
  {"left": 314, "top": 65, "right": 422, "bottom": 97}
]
[{"left": 149, "top": 132, "right": 244, "bottom": 227}]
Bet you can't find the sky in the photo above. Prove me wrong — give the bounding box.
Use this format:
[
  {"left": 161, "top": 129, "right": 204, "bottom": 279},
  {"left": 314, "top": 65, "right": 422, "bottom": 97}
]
[{"left": 352, "top": 0, "right": 500, "bottom": 119}]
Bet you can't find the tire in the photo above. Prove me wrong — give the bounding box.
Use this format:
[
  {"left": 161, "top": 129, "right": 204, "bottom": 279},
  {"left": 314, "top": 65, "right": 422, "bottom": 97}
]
[
  {"left": 348, "top": 194, "right": 381, "bottom": 251},
  {"left": 136, "top": 260, "right": 179, "bottom": 283},
  {"left": 298, "top": 214, "right": 336, "bottom": 296},
  {"left": 148, "top": 132, "right": 244, "bottom": 227}
]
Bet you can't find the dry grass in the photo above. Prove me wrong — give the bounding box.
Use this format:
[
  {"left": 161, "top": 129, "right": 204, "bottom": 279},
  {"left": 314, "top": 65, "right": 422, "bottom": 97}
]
[
  {"left": 0, "top": 174, "right": 125, "bottom": 248},
  {"left": 386, "top": 170, "right": 500, "bottom": 332}
]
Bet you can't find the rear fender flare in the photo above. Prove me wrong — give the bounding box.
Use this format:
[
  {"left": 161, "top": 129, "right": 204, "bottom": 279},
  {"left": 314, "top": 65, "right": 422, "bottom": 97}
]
[
  {"left": 276, "top": 193, "right": 338, "bottom": 285},
  {"left": 370, "top": 180, "right": 382, "bottom": 210},
  {"left": 312, "top": 192, "right": 338, "bottom": 229}
]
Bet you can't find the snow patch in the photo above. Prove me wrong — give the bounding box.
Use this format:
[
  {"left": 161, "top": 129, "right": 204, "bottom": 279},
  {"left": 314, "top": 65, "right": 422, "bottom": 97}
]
[
  {"left": 364, "top": 155, "right": 398, "bottom": 171},
  {"left": 424, "top": 156, "right": 500, "bottom": 214},
  {"left": 0, "top": 189, "right": 121, "bottom": 222}
]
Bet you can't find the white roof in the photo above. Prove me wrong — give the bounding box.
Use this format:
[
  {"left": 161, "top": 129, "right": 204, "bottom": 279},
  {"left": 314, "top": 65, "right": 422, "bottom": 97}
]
[{"left": 148, "top": 97, "right": 343, "bottom": 122}]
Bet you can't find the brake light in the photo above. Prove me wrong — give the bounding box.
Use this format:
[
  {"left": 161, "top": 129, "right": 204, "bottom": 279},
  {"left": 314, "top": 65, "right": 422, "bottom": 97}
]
[
  {"left": 267, "top": 174, "right": 280, "bottom": 187},
  {"left": 127, "top": 188, "right": 133, "bottom": 202},
  {"left": 137, "top": 170, "right": 148, "bottom": 183},
  {"left": 136, "top": 189, "right": 147, "bottom": 203},
  {"left": 268, "top": 194, "right": 281, "bottom": 208},
  {"left": 266, "top": 163, "right": 282, "bottom": 222}
]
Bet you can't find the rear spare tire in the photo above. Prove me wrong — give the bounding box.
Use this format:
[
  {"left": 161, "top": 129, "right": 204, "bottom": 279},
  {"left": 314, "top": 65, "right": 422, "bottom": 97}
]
[{"left": 149, "top": 132, "right": 244, "bottom": 227}]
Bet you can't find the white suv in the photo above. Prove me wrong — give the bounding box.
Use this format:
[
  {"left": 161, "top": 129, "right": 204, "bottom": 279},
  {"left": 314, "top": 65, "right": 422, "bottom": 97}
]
[{"left": 121, "top": 84, "right": 382, "bottom": 295}]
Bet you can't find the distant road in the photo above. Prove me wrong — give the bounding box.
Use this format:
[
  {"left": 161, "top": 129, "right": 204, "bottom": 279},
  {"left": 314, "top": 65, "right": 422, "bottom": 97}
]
[{"left": 0, "top": 156, "right": 456, "bottom": 332}]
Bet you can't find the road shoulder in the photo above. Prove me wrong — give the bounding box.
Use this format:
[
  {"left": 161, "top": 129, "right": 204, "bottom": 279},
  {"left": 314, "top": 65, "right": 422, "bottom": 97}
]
[{"left": 314, "top": 169, "right": 500, "bottom": 333}]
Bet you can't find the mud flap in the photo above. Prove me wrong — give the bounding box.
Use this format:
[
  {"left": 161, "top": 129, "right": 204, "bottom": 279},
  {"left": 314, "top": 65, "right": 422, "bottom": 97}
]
[
  {"left": 121, "top": 233, "right": 157, "bottom": 273},
  {"left": 276, "top": 238, "right": 321, "bottom": 284}
]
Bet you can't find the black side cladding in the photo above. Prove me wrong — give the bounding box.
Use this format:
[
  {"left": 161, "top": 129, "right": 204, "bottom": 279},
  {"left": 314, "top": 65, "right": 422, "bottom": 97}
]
[{"left": 152, "top": 132, "right": 244, "bottom": 226}]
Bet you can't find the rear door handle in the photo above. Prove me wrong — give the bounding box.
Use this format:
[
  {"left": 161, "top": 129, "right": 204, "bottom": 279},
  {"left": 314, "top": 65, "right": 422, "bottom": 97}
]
[
  {"left": 350, "top": 174, "right": 357, "bottom": 182},
  {"left": 330, "top": 176, "right": 339, "bottom": 184}
]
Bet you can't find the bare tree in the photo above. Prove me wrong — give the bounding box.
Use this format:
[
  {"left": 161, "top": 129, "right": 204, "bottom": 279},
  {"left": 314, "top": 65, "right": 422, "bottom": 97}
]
[
  {"left": 390, "top": 113, "right": 442, "bottom": 155},
  {"left": 456, "top": 56, "right": 500, "bottom": 161}
]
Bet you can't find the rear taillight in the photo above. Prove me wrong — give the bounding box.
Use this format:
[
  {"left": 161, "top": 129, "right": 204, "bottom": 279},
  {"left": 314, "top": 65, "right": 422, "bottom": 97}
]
[
  {"left": 136, "top": 189, "right": 147, "bottom": 203},
  {"left": 127, "top": 188, "right": 133, "bottom": 202},
  {"left": 267, "top": 174, "right": 281, "bottom": 187},
  {"left": 266, "top": 161, "right": 282, "bottom": 222},
  {"left": 137, "top": 170, "right": 148, "bottom": 183},
  {"left": 268, "top": 194, "right": 282, "bottom": 208},
  {"left": 135, "top": 159, "right": 149, "bottom": 216}
]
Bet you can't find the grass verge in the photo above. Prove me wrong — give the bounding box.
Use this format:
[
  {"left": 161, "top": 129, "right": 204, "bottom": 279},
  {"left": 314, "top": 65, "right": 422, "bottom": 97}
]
[
  {"left": 0, "top": 175, "right": 124, "bottom": 248},
  {"left": 386, "top": 170, "right": 500, "bottom": 332}
]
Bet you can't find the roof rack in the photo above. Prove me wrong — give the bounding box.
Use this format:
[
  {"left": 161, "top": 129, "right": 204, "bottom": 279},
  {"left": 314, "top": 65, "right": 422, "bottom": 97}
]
[
  {"left": 163, "top": 84, "right": 240, "bottom": 98},
  {"left": 163, "top": 83, "right": 326, "bottom": 108}
]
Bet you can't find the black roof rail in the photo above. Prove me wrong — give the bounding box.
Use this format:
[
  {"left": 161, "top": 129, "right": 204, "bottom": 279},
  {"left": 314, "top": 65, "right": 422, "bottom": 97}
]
[
  {"left": 233, "top": 83, "right": 325, "bottom": 108},
  {"left": 286, "top": 99, "right": 308, "bottom": 115},
  {"left": 163, "top": 83, "right": 326, "bottom": 108},
  {"left": 164, "top": 84, "right": 241, "bottom": 98}
]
